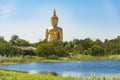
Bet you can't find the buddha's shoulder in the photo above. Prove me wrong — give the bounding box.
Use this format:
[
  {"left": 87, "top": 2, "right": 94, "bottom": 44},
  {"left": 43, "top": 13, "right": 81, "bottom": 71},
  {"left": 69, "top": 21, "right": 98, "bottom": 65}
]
[
  {"left": 46, "top": 27, "right": 53, "bottom": 30},
  {"left": 46, "top": 26, "right": 62, "bottom": 30},
  {"left": 57, "top": 27, "right": 62, "bottom": 30}
]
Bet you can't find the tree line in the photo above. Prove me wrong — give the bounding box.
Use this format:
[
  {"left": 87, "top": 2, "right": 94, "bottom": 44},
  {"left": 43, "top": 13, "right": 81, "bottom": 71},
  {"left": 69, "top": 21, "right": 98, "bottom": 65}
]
[
  {"left": 34, "top": 36, "right": 120, "bottom": 57},
  {"left": 0, "top": 35, "right": 120, "bottom": 58}
]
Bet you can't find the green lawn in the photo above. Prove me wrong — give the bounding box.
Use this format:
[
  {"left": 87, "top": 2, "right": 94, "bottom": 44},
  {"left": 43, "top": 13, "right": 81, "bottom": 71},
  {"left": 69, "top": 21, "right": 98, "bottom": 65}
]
[
  {"left": 0, "top": 70, "right": 81, "bottom": 80},
  {"left": 0, "top": 70, "right": 120, "bottom": 80}
]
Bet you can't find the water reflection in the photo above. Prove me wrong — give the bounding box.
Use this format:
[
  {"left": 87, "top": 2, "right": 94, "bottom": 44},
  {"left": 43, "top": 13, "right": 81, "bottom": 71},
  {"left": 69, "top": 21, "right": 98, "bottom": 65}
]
[
  {"left": 28, "top": 70, "right": 39, "bottom": 74},
  {"left": 28, "top": 70, "right": 49, "bottom": 74}
]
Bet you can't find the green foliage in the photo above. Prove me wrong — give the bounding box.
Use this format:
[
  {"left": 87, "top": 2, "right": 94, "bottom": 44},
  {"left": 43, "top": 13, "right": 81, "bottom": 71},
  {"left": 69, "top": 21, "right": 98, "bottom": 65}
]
[
  {"left": 2, "top": 34, "right": 120, "bottom": 58},
  {"left": 9, "top": 35, "right": 30, "bottom": 46},
  {"left": 17, "top": 39, "right": 30, "bottom": 46},
  {"left": 104, "top": 36, "right": 120, "bottom": 55},
  {"left": 9, "top": 35, "right": 19, "bottom": 46},
  {"left": 0, "top": 56, "right": 25, "bottom": 64},
  {"left": 81, "top": 38, "right": 94, "bottom": 50},
  {"left": 34, "top": 36, "right": 120, "bottom": 57},
  {"left": 9, "top": 46, "right": 24, "bottom": 57},
  {"left": 85, "top": 45, "right": 107, "bottom": 56},
  {"left": 62, "top": 37, "right": 120, "bottom": 56},
  {"left": 35, "top": 42, "right": 69, "bottom": 58},
  {"left": 0, "top": 40, "right": 23, "bottom": 57},
  {"left": 0, "top": 40, "right": 9, "bottom": 56},
  {"left": 35, "top": 43, "right": 55, "bottom": 57}
]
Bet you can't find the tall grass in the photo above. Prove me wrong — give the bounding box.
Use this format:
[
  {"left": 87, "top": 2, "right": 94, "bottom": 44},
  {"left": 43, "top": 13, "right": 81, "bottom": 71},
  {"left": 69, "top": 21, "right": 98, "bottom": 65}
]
[
  {"left": 0, "top": 55, "right": 120, "bottom": 64},
  {"left": 71, "top": 54, "right": 120, "bottom": 61},
  {"left": 0, "top": 56, "right": 24, "bottom": 64},
  {"left": 0, "top": 56, "right": 42, "bottom": 64}
]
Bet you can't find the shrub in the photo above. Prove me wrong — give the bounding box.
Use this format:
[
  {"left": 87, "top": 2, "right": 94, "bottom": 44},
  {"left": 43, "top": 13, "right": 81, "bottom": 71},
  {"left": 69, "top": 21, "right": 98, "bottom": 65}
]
[
  {"left": 85, "top": 45, "right": 107, "bottom": 56},
  {"left": 0, "top": 40, "right": 23, "bottom": 57},
  {"left": 35, "top": 43, "right": 69, "bottom": 58},
  {"left": 48, "top": 72, "right": 57, "bottom": 76},
  {"left": 23, "top": 50, "right": 36, "bottom": 56}
]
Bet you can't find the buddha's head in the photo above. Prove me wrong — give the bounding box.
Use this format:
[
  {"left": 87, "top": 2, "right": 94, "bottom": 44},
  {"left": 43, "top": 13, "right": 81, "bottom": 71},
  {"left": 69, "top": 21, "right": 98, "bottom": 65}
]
[{"left": 51, "top": 9, "right": 58, "bottom": 28}]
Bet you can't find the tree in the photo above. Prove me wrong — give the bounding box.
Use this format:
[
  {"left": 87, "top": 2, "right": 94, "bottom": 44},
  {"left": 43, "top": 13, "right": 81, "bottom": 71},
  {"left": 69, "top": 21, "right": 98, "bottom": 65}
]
[
  {"left": 35, "top": 42, "right": 69, "bottom": 58},
  {"left": 73, "top": 39, "right": 80, "bottom": 45},
  {"left": 35, "top": 43, "right": 55, "bottom": 57},
  {"left": 9, "top": 46, "right": 24, "bottom": 57},
  {"left": 9, "top": 35, "right": 19, "bottom": 46},
  {"left": 94, "top": 39, "right": 103, "bottom": 46},
  {"left": 0, "top": 40, "right": 9, "bottom": 56},
  {"left": 103, "top": 36, "right": 120, "bottom": 55},
  {"left": 9, "top": 35, "right": 30, "bottom": 47},
  {"left": 0, "top": 40, "right": 23, "bottom": 57},
  {"left": 86, "top": 45, "right": 107, "bottom": 56},
  {"left": 16, "top": 39, "right": 30, "bottom": 46},
  {"left": 81, "top": 38, "right": 94, "bottom": 50}
]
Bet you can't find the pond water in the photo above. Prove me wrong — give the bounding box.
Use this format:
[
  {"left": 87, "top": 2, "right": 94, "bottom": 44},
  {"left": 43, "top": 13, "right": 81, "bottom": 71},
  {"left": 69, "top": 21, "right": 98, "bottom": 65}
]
[{"left": 0, "top": 60, "right": 120, "bottom": 77}]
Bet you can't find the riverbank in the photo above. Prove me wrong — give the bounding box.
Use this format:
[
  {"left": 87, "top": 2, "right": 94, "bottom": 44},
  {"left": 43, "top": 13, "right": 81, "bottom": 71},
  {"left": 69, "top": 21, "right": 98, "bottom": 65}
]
[
  {"left": 0, "top": 69, "right": 119, "bottom": 80},
  {"left": 0, "top": 55, "right": 120, "bottom": 64}
]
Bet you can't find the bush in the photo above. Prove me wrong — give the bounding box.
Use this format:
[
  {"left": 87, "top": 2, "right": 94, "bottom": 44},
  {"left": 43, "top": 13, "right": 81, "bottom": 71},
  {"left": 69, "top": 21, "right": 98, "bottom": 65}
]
[
  {"left": 35, "top": 43, "right": 55, "bottom": 57},
  {"left": 48, "top": 72, "right": 57, "bottom": 76},
  {"left": 35, "top": 43, "right": 69, "bottom": 58},
  {"left": 85, "top": 45, "right": 107, "bottom": 56},
  {"left": 0, "top": 40, "right": 23, "bottom": 57},
  {"left": 9, "top": 47, "right": 24, "bottom": 57},
  {"left": 55, "top": 46, "right": 69, "bottom": 57},
  {"left": 23, "top": 50, "right": 36, "bottom": 56}
]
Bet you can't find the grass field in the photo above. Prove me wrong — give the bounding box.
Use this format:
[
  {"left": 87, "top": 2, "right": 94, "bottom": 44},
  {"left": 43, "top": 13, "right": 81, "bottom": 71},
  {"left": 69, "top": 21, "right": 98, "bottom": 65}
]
[
  {"left": 0, "top": 55, "right": 120, "bottom": 64},
  {"left": 0, "top": 70, "right": 120, "bottom": 80}
]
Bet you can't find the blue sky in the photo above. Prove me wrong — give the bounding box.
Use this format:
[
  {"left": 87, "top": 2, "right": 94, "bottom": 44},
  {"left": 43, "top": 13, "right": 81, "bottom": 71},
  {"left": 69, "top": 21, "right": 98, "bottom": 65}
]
[{"left": 0, "top": 0, "right": 120, "bottom": 43}]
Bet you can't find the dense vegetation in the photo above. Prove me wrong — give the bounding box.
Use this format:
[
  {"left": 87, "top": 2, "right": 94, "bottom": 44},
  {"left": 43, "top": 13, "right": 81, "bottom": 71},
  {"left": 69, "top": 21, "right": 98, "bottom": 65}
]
[
  {"left": 0, "top": 70, "right": 120, "bottom": 80},
  {"left": 0, "top": 35, "right": 120, "bottom": 79},
  {"left": 34, "top": 36, "right": 120, "bottom": 57},
  {"left": 35, "top": 42, "right": 69, "bottom": 59},
  {"left": 0, "top": 40, "right": 23, "bottom": 57},
  {"left": 0, "top": 35, "right": 120, "bottom": 58}
]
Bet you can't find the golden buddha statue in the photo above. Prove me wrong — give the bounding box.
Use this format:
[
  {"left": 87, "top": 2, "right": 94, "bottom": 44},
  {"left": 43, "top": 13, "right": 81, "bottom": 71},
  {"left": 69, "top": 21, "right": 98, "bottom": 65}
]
[{"left": 45, "top": 10, "right": 63, "bottom": 42}]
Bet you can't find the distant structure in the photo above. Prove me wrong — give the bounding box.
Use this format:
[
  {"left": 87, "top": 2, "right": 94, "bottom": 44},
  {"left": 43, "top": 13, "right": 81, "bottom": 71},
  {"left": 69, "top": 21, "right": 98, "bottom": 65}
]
[{"left": 45, "top": 9, "right": 63, "bottom": 42}]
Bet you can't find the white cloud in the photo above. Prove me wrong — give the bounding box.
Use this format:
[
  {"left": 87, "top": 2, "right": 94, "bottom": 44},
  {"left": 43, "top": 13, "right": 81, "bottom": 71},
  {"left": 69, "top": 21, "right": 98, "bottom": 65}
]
[
  {"left": 0, "top": 5, "right": 13, "bottom": 19},
  {"left": 1, "top": 5, "right": 12, "bottom": 13},
  {"left": 0, "top": 0, "right": 17, "bottom": 19}
]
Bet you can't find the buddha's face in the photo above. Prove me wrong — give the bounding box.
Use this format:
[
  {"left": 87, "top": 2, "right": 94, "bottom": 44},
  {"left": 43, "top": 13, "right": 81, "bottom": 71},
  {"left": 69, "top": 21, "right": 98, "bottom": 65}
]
[{"left": 51, "top": 18, "right": 58, "bottom": 28}]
